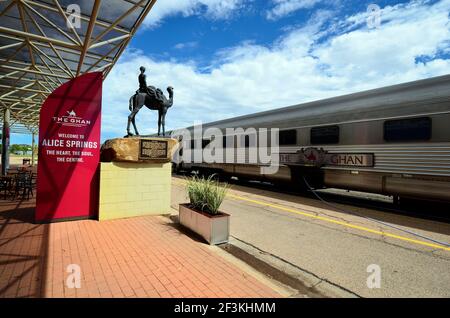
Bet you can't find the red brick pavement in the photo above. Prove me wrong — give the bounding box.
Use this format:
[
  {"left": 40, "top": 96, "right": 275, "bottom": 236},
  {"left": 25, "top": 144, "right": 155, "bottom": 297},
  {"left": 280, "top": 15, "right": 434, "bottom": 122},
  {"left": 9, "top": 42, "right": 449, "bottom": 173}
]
[{"left": 0, "top": 198, "right": 280, "bottom": 298}]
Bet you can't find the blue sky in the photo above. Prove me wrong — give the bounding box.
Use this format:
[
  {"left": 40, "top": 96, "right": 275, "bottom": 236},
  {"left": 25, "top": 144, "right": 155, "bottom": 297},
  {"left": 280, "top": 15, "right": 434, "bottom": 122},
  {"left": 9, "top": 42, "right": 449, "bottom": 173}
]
[
  {"left": 11, "top": 0, "right": 450, "bottom": 144},
  {"left": 133, "top": 0, "right": 413, "bottom": 66}
]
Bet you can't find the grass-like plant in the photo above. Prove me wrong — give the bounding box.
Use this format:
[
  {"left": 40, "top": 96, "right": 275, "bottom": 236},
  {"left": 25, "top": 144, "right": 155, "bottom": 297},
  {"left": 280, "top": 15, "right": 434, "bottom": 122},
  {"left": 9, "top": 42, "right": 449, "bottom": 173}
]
[{"left": 186, "top": 175, "right": 228, "bottom": 215}]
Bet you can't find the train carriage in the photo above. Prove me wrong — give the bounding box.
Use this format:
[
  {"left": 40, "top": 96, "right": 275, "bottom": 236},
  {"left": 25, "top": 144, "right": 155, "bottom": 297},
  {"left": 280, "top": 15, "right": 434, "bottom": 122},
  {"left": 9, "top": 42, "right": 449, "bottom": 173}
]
[{"left": 172, "top": 74, "right": 450, "bottom": 203}]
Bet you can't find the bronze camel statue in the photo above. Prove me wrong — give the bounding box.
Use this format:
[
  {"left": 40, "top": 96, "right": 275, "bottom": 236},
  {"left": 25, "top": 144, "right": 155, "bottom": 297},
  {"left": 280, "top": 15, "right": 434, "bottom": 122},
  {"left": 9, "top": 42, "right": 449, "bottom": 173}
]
[{"left": 127, "top": 86, "right": 174, "bottom": 136}]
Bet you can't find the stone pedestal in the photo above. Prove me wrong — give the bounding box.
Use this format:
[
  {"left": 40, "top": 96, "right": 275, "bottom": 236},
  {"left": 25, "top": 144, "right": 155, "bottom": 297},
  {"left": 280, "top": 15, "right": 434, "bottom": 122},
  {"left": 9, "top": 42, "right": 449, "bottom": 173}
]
[
  {"left": 100, "top": 137, "right": 178, "bottom": 163},
  {"left": 98, "top": 137, "right": 178, "bottom": 221}
]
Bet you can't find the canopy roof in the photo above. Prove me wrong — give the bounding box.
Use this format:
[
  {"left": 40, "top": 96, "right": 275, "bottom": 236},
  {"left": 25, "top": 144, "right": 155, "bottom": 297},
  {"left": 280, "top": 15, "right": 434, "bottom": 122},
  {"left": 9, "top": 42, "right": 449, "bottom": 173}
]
[{"left": 0, "top": 0, "right": 156, "bottom": 134}]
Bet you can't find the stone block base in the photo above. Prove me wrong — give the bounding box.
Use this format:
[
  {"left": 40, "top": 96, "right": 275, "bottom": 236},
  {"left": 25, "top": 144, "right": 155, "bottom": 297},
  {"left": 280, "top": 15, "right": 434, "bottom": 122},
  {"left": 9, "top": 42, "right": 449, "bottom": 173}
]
[{"left": 99, "top": 162, "right": 171, "bottom": 221}]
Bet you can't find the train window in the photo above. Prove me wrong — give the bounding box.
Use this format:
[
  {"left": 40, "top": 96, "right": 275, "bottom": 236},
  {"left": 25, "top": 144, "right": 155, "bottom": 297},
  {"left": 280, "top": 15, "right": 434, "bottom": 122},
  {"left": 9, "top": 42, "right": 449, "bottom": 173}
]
[
  {"left": 202, "top": 139, "right": 211, "bottom": 148},
  {"left": 384, "top": 117, "right": 431, "bottom": 141},
  {"left": 310, "top": 126, "right": 339, "bottom": 144},
  {"left": 244, "top": 135, "right": 250, "bottom": 148},
  {"left": 222, "top": 136, "right": 227, "bottom": 148},
  {"left": 279, "top": 130, "right": 297, "bottom": 145},
  {"left": 190, "top": 140, "right": 195, "bottom": 149}
]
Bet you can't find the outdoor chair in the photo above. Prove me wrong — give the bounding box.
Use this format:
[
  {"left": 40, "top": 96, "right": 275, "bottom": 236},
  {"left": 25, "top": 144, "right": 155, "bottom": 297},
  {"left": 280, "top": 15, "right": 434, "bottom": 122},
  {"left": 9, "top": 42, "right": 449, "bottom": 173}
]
[
  {"left": 13, "top": 172, "right": 33, "bottom": 200},
  {"left": 0, "top": 176, "right": 13, "bottom": 200},
  {"left": 30, "top": 173, "right": 37, "bottom": 191}
]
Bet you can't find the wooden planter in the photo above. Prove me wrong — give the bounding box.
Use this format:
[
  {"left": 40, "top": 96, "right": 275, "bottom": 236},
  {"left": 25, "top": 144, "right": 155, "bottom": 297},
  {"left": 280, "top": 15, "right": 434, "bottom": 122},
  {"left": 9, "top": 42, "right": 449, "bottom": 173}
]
[{"left": 179, "top": 203, "right": 230, "bottom": 245}]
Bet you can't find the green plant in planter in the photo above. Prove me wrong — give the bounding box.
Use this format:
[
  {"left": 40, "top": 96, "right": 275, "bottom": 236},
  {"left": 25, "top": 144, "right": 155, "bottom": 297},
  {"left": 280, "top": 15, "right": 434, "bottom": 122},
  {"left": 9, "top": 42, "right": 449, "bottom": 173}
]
[{"left": 186, "top": 175, "right": 228, "bottom": 215}]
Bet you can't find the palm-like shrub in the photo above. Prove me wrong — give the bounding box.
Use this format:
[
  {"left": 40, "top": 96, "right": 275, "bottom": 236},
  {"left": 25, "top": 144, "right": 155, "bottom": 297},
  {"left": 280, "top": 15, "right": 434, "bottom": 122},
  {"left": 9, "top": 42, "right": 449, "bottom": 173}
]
[{"left": 186, "top": 175, "right": 228, "bottom": 215}]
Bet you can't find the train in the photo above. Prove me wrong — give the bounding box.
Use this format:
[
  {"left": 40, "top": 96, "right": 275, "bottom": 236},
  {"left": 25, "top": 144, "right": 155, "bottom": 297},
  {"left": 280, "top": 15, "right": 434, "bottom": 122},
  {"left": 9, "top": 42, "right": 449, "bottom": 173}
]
[{"left": 170, "top": 74, "right": 450, "bottom": 203}]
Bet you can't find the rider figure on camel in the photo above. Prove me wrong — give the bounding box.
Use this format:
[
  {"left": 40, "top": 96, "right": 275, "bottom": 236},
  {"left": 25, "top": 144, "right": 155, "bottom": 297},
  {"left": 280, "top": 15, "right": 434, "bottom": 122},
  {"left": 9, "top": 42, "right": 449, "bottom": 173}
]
[{"left": 138, "top": 66, "right": 150, "bottom": 95}]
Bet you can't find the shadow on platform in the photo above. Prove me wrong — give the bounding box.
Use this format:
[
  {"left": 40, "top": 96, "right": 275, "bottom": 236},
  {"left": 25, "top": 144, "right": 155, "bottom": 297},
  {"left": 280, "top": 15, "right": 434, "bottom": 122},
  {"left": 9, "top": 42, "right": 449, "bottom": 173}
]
[{"left": 0, "top": 198, "right": 50, "bottom": 298}]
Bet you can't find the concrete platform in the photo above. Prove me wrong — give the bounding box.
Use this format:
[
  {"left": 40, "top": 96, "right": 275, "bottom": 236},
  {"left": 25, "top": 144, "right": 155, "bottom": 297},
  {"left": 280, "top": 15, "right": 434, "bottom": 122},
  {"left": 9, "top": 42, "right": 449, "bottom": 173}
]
[{"left": 171, "top": 176, "right": 450, "bottom": 298}]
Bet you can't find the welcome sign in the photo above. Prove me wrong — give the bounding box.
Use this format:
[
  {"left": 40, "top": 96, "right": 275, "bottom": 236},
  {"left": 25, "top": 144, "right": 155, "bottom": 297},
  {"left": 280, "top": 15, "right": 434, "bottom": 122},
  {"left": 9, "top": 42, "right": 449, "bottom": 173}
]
[{"left": 36, "top": 72, "right": 102, "bottom": 222}]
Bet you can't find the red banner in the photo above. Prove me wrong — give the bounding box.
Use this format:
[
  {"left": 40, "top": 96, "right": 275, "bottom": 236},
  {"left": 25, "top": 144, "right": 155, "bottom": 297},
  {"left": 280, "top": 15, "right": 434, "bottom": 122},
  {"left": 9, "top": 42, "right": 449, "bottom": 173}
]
[{"left": 36, "top": 72, "right": 102, "bottom": 222}]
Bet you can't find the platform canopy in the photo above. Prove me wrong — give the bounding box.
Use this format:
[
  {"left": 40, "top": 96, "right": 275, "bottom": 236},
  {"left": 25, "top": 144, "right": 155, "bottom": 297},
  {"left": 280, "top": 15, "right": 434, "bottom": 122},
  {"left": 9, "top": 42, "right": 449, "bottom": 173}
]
[{"left": 0, "top": 0, "right": 156, "bottom": 134}]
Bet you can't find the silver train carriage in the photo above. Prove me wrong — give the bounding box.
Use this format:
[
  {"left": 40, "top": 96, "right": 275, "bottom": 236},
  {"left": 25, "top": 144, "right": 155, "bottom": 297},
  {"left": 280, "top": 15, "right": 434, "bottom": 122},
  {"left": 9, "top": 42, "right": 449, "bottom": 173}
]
[{"left": 171, "top": 74, "right": 450, "bottom": 203}]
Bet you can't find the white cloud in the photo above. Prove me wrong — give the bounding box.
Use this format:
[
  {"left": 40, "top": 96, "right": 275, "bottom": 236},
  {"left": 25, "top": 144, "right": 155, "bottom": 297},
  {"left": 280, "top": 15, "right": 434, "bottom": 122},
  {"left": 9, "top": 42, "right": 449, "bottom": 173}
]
[
  {"left": 102, "top": 0, "right": 450, "bottom": 140},
  {"left": 266, "top": 0, "right": 324, "bottom": 20},
  {"left": 144, "top": 0, "right": 246, "bottom": 27},
  {"left": 174, "top": 41, "right": 198, "bottom": 50}
]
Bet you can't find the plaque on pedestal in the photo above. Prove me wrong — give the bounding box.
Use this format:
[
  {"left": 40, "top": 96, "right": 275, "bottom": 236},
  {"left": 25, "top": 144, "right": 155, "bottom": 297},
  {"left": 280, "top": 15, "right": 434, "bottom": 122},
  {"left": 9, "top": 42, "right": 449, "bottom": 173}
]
[{"left": 100, "top": 137, "right": 178, "bottom": 163}]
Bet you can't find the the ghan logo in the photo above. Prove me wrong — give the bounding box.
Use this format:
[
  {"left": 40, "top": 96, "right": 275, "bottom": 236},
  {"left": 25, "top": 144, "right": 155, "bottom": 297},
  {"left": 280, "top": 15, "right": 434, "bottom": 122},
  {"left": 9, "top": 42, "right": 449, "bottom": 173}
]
[
  {"left": 302, "top": 147, "right": 326, "bottom": 166},
  {"left": 279, "top": 149, "right": 374, "bottom": 167},
  {"left": 328, "top": 154, "right": 374, "bottom": 167},
  {"left": 52, "top": 110, "right": 91, "bottom": 128}
]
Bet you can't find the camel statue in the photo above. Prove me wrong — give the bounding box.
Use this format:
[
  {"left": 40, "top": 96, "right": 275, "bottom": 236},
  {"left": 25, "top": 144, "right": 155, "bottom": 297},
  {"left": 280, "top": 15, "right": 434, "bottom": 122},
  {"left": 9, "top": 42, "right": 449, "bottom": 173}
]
[{"left": 127, "top": 86, "right": 174, "bottom": 136}]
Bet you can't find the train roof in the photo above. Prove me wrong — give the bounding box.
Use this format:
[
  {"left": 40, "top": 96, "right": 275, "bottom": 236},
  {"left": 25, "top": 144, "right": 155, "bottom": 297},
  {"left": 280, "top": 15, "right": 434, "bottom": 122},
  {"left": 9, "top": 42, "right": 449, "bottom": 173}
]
[{"left": 175, "top": 74, "right": 450, "bottom": 132}]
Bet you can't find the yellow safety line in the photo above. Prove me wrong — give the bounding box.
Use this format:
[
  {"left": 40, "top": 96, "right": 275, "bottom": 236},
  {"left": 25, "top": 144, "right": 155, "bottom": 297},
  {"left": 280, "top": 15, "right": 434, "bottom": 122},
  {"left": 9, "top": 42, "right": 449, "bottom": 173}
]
[{"left": 172, "top": 180, "right": 450, "bottom": 251}]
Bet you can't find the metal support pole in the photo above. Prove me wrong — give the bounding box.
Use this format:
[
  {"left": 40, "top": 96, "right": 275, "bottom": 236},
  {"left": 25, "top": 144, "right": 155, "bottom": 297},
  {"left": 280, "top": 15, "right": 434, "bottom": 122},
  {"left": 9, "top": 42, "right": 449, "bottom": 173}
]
[
  {"left": 1, "top": 108, "right": 10, "bottom": 175},
  {"left": 31, "top": 132, "right": 35, "bottom": 166}
]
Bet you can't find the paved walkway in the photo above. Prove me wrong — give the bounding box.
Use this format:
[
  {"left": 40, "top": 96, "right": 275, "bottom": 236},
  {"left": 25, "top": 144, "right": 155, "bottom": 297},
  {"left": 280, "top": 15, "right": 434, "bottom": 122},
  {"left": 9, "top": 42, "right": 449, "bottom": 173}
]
[{"left": 0, "top": 198, "right": 280, "bottom": 298}]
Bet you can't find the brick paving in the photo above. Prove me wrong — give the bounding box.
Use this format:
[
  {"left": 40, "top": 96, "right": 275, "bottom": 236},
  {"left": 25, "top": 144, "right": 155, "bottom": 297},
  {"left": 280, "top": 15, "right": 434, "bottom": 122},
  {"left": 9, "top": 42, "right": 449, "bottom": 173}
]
[{"left": 0, "top": 198, "right": 280, "bottom": 298}]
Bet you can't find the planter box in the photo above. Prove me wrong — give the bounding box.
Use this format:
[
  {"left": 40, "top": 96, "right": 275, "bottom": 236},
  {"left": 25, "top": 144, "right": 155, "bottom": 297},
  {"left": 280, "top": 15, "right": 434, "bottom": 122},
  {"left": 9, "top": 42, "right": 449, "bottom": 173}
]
[{"left": 179, "top": 203, "right": 230, "bottom": 245}]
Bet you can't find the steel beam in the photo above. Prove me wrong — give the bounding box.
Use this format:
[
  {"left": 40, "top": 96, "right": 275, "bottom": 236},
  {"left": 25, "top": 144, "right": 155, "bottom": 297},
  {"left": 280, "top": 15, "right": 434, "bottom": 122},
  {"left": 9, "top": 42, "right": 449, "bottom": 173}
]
[{"left": 1, "top": 108, "right": 10, "bottom": 175}]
